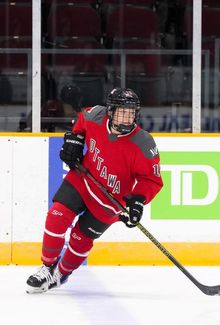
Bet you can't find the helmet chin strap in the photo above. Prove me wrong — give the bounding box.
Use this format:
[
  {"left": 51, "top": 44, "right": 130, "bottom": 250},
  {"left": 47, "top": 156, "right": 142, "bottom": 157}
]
[{"left": 111, "top": 122, "right": 135, "bottom": 134}]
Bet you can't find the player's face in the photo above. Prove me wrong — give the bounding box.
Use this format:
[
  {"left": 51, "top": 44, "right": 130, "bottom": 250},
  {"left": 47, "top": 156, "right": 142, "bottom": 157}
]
[{"left": 112, "top": 107, "right": 136, "bottom": 125}]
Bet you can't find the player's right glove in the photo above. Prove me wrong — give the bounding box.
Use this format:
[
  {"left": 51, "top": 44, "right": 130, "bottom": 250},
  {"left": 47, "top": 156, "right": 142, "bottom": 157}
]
[
  {"left": 120, "top": 194, "right": 145, "bottom": 228},
  {"left": 59, "top": 132, "right": 84, "bottom": 169}
]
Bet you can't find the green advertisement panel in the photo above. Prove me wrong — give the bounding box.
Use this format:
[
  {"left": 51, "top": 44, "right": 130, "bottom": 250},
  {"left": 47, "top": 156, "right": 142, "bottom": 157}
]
[{"left": 151, "top": 152, "right": 220, "bottom": 219}]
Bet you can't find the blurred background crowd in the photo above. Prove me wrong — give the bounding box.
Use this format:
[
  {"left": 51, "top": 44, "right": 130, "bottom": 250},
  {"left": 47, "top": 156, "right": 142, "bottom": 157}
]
[{"left": 0, "top": 0, "right": 219, "bottom": 132}]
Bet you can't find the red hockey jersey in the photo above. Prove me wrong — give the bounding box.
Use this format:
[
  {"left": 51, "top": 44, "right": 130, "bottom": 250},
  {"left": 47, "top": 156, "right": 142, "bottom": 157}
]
[{"left": 65, "top": 105, "right": 163, "bottom": 224}]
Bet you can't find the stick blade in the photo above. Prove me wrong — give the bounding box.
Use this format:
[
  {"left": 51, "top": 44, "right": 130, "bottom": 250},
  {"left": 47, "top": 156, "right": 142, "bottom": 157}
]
[{"left": 200, "top": 284, "right": 220, "bottom": 296}]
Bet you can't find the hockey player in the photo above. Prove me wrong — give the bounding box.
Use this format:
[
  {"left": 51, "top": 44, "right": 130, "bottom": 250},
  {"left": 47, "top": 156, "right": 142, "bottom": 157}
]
[
  {"left": 26, "top": 87, "right": 163, "bottom": 293},
  {"left": 41, "top": 83, "right": 83, "bottom": 132}
]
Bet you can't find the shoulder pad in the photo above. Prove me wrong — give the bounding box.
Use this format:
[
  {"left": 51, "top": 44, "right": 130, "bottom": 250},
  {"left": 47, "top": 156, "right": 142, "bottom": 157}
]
[
  {"left": 83, "top": 105, "right": 106, "bottom": 124},
  {"left": 130, "top": 129, "right": 159, "bottom": 159}
]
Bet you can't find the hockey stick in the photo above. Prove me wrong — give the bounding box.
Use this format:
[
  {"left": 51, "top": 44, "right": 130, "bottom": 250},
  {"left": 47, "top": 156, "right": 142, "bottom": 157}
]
[{"left": 76, "top": 162, "right": 220, "bottom": 296}]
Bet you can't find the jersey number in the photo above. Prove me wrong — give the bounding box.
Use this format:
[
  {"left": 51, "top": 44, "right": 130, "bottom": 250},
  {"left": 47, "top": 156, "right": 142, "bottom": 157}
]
[{"left": 153, "top": 164, "right": 160, "bottom": 177}]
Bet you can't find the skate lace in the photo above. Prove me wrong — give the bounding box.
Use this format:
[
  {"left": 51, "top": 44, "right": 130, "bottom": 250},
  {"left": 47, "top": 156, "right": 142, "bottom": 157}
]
[
  {"left": 34, "top": 266, "right": 56, "bottom": 285},
  {"left": 53, "top": 270, "right": 62, "bottom": 286}
]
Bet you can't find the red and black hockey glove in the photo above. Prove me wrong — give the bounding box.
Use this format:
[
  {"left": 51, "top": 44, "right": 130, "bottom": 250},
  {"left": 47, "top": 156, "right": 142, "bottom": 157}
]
[
  {"left": 60, "top": 132, "right": 84, "bottom": 169},
  {"left": 120, "top": 194, "right": 145, "bottom": 228}
]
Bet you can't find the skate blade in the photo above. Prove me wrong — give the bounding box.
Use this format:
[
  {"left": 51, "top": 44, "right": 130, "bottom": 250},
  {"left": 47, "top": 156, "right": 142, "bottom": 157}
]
[{"left": 26, "top": 284, "right": 48, "bottom": 294}]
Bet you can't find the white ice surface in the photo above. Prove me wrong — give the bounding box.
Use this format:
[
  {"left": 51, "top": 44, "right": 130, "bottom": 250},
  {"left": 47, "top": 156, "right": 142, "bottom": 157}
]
[{"left": 1, "top": 265, "right": 220, "bottom": 325}]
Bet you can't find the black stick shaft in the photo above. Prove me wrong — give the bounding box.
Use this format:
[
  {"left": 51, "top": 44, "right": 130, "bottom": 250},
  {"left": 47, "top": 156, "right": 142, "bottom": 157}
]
[{"left": 76, "top": 163, "right": 220, "bottom": 296}]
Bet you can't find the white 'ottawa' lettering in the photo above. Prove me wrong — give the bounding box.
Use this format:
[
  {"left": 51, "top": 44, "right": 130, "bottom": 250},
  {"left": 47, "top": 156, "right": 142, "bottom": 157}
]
[
  {"left": 89, "top": 138, "right": 121, "bottom": 194},
  {"left": 90, "top": 139, "right": 96, "bottom": 152},
  {"left": 108, "top": 174, "right": 116, "bottom": 187},
  {"left": 93, "top": 147, "right": 100, "bottom": 162},
  {"left": 112, "top": 181, "right": 120, "bottom": 194},
  {"left": 100, "top": 166, "right": 107, "bottom": 179},
  {"left": 97, "top": 157, "right": 104, "bottom": 170}
]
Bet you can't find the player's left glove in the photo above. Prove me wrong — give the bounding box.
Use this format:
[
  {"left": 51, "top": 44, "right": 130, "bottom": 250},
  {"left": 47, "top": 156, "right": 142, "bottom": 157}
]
[
  {"left": 60, "top": 132, "right": 84, "bottom": 169},
  {"left": 120, "top": 194, "right": 145, "bottom": 228}
]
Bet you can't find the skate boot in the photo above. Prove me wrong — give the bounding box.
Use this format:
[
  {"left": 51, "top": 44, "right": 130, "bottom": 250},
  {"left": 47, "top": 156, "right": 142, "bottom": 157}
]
[
  {"left": 26, "top": 264, "right": 69, "bottom": 294},
  {"left": 48, "top": 268, "right": 69, "bottom": 290}
]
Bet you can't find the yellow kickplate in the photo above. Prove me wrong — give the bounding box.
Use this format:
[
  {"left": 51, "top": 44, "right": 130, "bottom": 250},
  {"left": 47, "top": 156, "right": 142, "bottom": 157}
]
[
  {"left": 2, "top": 241, "right": 220, "bottom": 266},
  {"left": 87, "top": 242, "right": 220, "bottom": 266},
  {"left": 0, "top": 243, "right": 11, "bottom": 264},
  {"left": 12, "top": 242, "right": 42, "bottom": 265}
]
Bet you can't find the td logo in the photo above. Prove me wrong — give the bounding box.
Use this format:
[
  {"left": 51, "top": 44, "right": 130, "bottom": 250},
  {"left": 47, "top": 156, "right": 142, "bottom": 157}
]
[
  {"left": 151, "top": 152, "right": 220, "bottom": 220},
  {"left": 161, "top": 165, "right": 218, "bottom": 205}
]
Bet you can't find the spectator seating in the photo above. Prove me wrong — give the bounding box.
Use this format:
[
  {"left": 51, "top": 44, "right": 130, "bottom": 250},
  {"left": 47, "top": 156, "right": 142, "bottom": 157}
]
[
  {"left": 47, "top": 4, "right": 102, "bottom": 41},
  {"left": 106, "top": 5, "right": 159, "bottom": 40},
  {"left": 0, "top": 3, "right": 32, "bottom": 40}
]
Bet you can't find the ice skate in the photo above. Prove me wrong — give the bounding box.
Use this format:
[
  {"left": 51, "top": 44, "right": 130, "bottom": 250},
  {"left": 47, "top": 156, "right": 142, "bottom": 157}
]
[{"left": 26, "top": 264, "right": 68, "bottom": 294}]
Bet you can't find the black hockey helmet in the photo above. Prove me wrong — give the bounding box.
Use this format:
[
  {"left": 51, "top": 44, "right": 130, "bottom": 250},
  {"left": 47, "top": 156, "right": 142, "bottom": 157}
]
[
  {"left": 60, "top": 83, "right": 82, "bottom": 112},
  {"left": 106, "top": 88, "right": 140, "bottom": 133}
]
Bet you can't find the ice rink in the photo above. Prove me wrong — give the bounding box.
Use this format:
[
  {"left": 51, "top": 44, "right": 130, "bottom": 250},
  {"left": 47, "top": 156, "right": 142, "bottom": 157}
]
[{"left": 1, "top": 265, "right": 220, "bottom": 325}]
